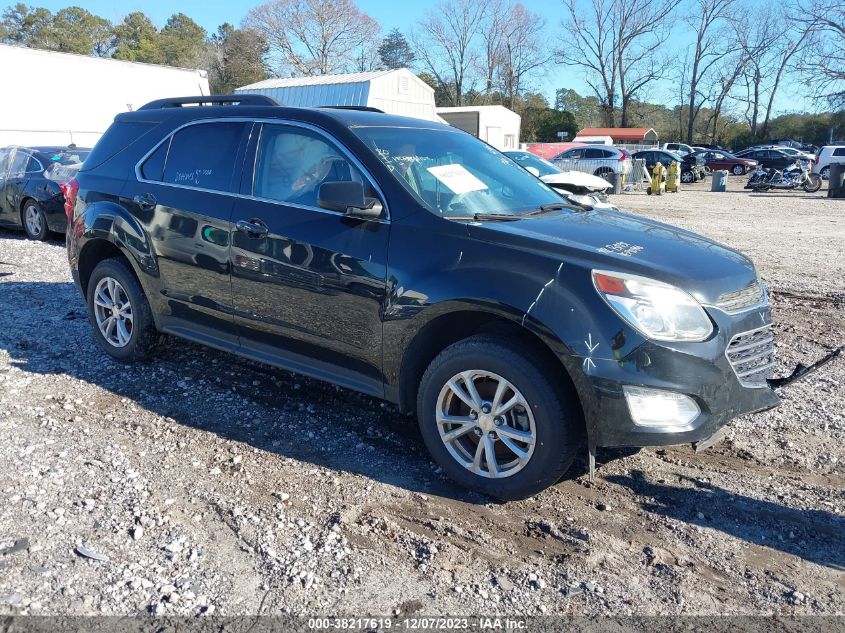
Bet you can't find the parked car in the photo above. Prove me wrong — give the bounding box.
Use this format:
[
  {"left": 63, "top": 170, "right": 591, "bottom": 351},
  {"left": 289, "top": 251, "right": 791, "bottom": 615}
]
[
  {"left": 663, "top": 142, "right": 694, "bottom": 155},
  {"left": 0, "top": 145, "right": 89, "bottom": 240},
  {"left": 68, "top": 94, "right": 785, "bottom": 500},
  {"left": 503, "top": 150, "right": 616, "bottom": 210},
  {"left": 813, "top": 145, "right": 845, "bottom": 180},
  {"left": 550, "top": 145, "right": 631, "bottom": 181},
  {"left": 766, "top": 138, "right": 818, "bottom": 154},
  {"left": 689, "top": 150, "right": 759, "bottom": 175},
  {"left": 695, "top": 143, "right": 730, "bottom": 152},
  {"left": 632, "top": 149, "right": 704, "bottom": 183},
  {"left": 754, "top": 145, "right": 816, "bottom": 163},
  {"left": 734, "top": 148, "right": 806, "bottom": 171}
]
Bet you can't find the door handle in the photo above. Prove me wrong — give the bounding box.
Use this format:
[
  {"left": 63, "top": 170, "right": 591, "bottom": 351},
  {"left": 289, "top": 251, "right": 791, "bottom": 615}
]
[
  {"left": 236, "top": 219, "right": 269, "bottom": 237},
  {"left": 132, "top": 193, "right": 156, "bottom": 210}
]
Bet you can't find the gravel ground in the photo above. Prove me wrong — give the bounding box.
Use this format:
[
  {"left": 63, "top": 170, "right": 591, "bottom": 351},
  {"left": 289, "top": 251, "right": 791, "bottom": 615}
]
[{"left": 0, "top": 177, "right": 843, "bottom": 619}]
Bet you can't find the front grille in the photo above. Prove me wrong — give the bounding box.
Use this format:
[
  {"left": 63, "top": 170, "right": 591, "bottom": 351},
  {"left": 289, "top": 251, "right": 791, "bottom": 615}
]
[
  {"left": 726, "top": 326, "right": 776, "bottom": 387},
  {"left": 715, "top": 281, "right": 766, "bottom": 313}
]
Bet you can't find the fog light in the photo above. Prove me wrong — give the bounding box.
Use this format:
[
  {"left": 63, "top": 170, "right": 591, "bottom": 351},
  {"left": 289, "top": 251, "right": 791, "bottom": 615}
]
[{"left": 623, "top": 386, "right": 700, "bottom": 429}]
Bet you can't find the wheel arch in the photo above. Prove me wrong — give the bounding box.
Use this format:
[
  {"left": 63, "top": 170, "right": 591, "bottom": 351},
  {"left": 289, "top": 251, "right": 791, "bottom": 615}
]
[
  {"left": 73, "top": 198, "right": 159, "bottom": 294},
  {"left": 394, "top": 302, "right": 583, "bottom": 425}
]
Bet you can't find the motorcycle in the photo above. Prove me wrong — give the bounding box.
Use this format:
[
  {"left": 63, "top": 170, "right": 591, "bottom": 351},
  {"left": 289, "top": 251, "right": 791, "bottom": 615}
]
[{"left": 745, "top": 159, "right": 823, "bottom": 193}]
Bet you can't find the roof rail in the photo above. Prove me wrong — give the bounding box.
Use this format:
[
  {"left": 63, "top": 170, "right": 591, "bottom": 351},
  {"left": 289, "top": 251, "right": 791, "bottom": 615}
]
[
  {"left": 319, "top": 105, "right": 385, "bottom": 113},
  {"left": 138, "top": 94, "right": 280, "bottom": 110}
]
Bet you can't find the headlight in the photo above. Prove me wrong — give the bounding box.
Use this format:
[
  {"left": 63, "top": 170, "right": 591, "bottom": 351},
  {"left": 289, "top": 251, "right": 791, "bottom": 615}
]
[{"left": 592, "top": 270, "right": 714, "bottom": 341}]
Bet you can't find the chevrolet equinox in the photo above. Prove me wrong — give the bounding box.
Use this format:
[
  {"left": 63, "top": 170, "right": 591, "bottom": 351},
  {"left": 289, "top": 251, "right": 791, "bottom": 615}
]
[{"left": 66, "top": 95, "right": 785, "bottom": 500}]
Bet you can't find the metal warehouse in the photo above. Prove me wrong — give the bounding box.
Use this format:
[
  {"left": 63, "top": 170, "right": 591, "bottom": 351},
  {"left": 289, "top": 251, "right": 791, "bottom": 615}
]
[{"left": 235, "top": 69, "right": 439, "bottom": 122}]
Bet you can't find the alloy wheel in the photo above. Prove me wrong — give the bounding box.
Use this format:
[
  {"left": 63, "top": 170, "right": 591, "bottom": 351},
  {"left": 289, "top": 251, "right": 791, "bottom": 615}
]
[
  {"left": 93, "top": 277, "right": 133, "bottom": 347},
  {"left": 24, "top": 204, "right": 43, "bottom": 237},
  {"left": 435, "top": 370, "right": 536, "bottom": 479}
]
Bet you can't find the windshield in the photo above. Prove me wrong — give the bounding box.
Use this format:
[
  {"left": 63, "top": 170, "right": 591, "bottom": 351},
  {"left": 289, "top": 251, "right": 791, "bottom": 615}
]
[
  {"left": 503, "top": 151, "right": 561, "bottom": 177},
  {"left": 352, "top": 127, "right": 563, "bottom": 217}
]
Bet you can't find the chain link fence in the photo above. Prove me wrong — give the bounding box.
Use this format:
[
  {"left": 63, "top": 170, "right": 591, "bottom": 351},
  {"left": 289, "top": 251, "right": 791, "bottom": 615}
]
[{"left": 550, "top": 157, "right": 650, "bottom": 191}]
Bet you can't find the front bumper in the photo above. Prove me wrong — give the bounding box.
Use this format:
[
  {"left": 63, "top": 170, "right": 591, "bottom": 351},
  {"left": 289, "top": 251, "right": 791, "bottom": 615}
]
[{"left": 582, "top": 306, "right": 780, "bottom": 448}]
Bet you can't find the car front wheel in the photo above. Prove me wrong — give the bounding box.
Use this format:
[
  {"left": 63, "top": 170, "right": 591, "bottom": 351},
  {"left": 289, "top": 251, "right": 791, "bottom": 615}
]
[
  {"left": 732, "top": 164, "right": 746, "bottom": 175},
  {"left": 681, "top": 171, "right": 694, "bottom": 183},
  {"left": 86, "top": 257, "right": 160, "bottom": 362},
  {"left": 417, "top": 335, "right": 582, "bottom": 500}
]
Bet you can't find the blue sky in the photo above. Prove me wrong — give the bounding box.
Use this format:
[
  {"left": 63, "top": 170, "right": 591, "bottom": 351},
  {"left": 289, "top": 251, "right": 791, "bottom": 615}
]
[{"left": 34, "top": 0, "right": 812, "bottom": 115}]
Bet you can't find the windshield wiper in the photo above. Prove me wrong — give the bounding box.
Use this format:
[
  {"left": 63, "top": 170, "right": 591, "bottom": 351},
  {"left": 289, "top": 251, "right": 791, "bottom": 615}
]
[
  {"left": 447, "top": 213, "right": 522, "bottom": 222},
  {"left": 523, "top": 202, "right": 571, "bottom": 216}
]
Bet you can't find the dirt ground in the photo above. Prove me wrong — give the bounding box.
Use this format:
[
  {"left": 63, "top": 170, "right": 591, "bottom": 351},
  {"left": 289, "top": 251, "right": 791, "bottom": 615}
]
[{"left": 0, "top": 175, "right": 843, "bottom": 620}]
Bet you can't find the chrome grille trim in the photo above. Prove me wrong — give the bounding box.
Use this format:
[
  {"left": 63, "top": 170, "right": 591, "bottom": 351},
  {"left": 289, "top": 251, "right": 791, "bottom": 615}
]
[
  {"left": 714, "top": 281, "right": 766, "bottom": 314},
  {"left": 725, "top": 325, "right": 776, "bottom": 388}
]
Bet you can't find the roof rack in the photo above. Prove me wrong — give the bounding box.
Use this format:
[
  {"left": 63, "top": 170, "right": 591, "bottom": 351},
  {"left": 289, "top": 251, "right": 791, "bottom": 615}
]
[
  {"left": 138, "top": 94, "right": 280, "bottom": 110},
  {"left": 319, "top": 105, "right": 385, "bottom": 113}
]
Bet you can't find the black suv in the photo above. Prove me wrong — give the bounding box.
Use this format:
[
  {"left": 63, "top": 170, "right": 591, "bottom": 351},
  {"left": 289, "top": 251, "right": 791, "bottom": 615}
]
[{"left": 67, "top": 95, "right": 781, "bottom": 500}]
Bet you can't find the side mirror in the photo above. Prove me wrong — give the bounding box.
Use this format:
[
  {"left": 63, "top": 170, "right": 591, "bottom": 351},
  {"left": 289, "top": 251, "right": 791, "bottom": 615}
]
[{"left": 317, "top": 181, "right": 383, "bottom": 219}]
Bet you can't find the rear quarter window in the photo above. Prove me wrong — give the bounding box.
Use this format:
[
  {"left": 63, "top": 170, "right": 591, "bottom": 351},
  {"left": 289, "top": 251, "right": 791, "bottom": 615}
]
[
  {"left": 833, "top": 148, "right": 845, "bottom": 157},
  {"left": 82, "top": 120, "right": 159, "bottom": 171}
]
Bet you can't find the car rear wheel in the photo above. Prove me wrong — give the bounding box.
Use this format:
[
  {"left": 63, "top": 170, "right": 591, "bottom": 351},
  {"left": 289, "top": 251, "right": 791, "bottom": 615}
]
[
  {"left": 86, "top": 258, "right": 160, "bottom": 362},
  {"left": 417, "top": 335, "right": 582, "bottom": 500},
  {"left": 820, "top": 166, "right": 830, "bottom": 180},
  {"left": 593, "top": 167, "right": 613, "bottom": 182},
  {"left": 732, "top": 164, "right": 746, "bottom": 175},
  {"left": 22, "top": 200, "right": 49, "bottom": 241}
]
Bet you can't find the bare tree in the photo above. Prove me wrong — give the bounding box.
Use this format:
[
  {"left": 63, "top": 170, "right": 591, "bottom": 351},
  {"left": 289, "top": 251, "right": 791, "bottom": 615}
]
[
  {"left": 478, "top": 0, "right": 507, "bottom": 101},
  {"left": 499, "top": 4, "right": 548, "bottom": 109},
  {"left": 798, "top": 0, "right": 844, "bottom": 108},
  {"left": 684, "top": 0, "right": 739, "bottom": 142},
  {"left": 244, "top": 0, "right": 380, "bottom": 76},
  {"left": 558, "top": 0, "right": 673, "bottom": 127},
  {"left": 613, "top": 0, "right": 674, "bottom": 126},
  {"left": 558, "top": 0, "right": 619, "bottom": 126},
  {"left": 705, "top": 53, "right": 747, "bottom": 142},
  {"left": 412, "top": 0, "right": 487, "bottom": 106},
  {"left": 735, "top": 8, "right": 781, "bottom": 136}
]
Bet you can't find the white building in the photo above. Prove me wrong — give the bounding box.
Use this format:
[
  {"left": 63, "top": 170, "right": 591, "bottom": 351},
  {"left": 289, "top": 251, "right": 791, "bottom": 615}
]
[
  {"left": 436, "top": 106, "right": 521, "bottom": 151},
  {"left": 0, "top": 44, "right": 209, "bottom": 147},
  {"left": 236, "top": 69, "right": 439, "bottom": 122}
]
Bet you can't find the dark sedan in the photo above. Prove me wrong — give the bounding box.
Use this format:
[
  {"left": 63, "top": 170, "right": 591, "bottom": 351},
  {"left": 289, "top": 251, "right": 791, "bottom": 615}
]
[
  {"left": 690, "top": 150, "right": 758, "bottom": 175},
  {"left": 734, "top": 148, "right": 803, "bottom": 171},
  {"left": 0, "top": 145, "right": 90, "bottom": 240},
  {"left": 632, "top": 149, "right": 704, "bottom": 183}
]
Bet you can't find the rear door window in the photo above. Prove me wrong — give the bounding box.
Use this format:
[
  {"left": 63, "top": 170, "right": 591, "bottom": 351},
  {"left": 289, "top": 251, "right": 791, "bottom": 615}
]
[
  {"left": 158, "top": 122, "right": 246, "bottom": 193},
  {"left": 833, "top": 148, "right": 845, "bottom": 157}
]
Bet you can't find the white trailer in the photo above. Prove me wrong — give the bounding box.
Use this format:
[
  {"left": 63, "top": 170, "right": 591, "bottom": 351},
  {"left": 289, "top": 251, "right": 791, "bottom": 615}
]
[
  {"left": 0, "top": 44, "right": 209, "bottom": 147},
  {"left": 236, "top": 69, "right": 439, "bottom": 122},
  {"left": 436, "top": 105, "right": 521, "bottom": 151}
]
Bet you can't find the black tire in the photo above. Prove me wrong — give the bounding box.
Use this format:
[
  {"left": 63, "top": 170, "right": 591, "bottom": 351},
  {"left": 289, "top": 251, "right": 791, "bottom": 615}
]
[
  {"left": 820, "top": 166, "right": 830, "bottom": 180},
  {"left": 86, "top": 257, "right": 160, "bottom": 362},
  {"left": 803, "top": 173, "right": 822, "bottom": 193},
  {"left": 681, "top": 171, "right": 694, "bottom": 183},
  {"left": 593, "top": 167, "right": 613, "bottom": 183},
  {"left": 21, "top": 199, "right": 49, "bottom": 241},
  {"left": 417, "top": 335, "right": 583, "bottom": 501},
  {"left": 732, "top": 164, "right": 745, "bottom": 176}
]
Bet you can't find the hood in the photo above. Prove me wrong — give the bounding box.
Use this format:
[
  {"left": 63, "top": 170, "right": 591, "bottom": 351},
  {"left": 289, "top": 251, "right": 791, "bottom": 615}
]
[
  {"left": 540, "top": 170, "right": 611, "bottom": 192},
  {"left": 465, "top": 208, "right": 757, "bottom": 305}
]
